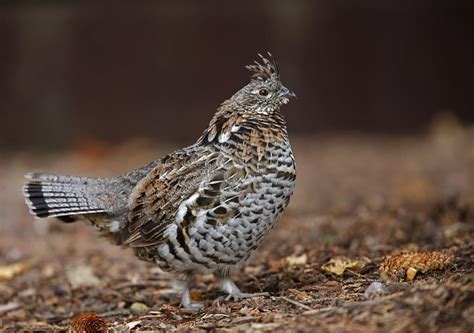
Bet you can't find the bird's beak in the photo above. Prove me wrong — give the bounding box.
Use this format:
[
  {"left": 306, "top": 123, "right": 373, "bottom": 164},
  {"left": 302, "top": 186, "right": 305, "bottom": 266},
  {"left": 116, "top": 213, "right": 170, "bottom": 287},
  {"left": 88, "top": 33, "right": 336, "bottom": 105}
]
[
  {"left": 278, "top": 86, "right": 296, "bottom": 105},
  {"left": 279, "top": 86, "right": 297, "bottom": 99}
]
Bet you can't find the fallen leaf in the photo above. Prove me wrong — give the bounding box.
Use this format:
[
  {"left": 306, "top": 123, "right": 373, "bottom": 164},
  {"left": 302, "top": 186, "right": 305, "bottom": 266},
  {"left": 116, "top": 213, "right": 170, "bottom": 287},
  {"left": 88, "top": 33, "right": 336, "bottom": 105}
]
[
  {"left": 66, "top": 263, "right": 100, "bottom": 289},
  {"left": 269, "top": 259, "right": 285, "bottom": 272},
  {"left": 286, "top": 254, "right": 308, "bottom": 266},
  {"left": 0, "top": 262, "right": 29, "bottom": 281},
  {"left": 321, "top": 256, "right": 367, "bottom": 276},
  {"left": 288, "top": 289, "right": 312, "bottom": 302}
]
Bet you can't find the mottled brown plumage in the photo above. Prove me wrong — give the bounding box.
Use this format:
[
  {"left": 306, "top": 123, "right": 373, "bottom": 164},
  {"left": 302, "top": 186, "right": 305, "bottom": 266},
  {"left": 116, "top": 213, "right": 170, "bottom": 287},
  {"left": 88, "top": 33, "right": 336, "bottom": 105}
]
[{"left": 23, "top": 53, "right": 296, "bottom": 309}]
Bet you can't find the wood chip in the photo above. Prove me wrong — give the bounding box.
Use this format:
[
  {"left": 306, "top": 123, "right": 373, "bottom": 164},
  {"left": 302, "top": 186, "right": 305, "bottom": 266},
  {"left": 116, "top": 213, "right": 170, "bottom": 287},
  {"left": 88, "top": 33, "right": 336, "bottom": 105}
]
[{"left": 406, "top": 267, "right": 418, "bottom": 281}]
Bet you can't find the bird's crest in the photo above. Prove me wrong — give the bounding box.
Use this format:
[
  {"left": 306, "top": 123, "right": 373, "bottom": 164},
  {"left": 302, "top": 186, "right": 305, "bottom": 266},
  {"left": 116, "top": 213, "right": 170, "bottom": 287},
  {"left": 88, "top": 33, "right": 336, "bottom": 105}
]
[{"left": 245, "top": 52, "right": 279, "bottom": 81}]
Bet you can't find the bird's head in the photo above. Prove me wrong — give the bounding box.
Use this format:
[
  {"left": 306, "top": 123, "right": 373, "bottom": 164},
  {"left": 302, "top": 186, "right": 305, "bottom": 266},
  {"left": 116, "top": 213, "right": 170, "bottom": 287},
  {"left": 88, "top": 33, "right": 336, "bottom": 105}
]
[{"left": 230, "top": 53, "right": 296, "bottom": 115}]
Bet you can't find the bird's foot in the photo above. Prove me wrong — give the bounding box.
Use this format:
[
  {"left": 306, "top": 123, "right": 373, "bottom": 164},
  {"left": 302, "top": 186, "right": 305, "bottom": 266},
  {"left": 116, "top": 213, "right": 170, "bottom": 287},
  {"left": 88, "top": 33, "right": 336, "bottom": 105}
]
[
  {"left": 219, "top": 277, "right": 268, "bottom": 302},
  {"left": 181, "top": 300, "right": 204, "bottom": 310},
  {"left": 180, "top": 287, "right": 204, "bottom": 310}
]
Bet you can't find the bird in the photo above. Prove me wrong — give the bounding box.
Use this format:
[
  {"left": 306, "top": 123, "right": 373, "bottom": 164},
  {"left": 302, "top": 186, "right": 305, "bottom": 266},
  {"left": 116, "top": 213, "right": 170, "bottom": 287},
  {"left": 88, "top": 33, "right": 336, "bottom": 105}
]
[{"left": 23, "top": 53, "right": 296, "bottom": 309}]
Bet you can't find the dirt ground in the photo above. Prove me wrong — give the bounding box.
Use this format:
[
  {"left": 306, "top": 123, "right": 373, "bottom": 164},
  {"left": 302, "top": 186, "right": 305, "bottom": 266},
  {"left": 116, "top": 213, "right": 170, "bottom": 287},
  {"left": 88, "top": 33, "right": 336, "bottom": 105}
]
[{"left": 1, "top": 118, "right": 473, "bottom": 332}]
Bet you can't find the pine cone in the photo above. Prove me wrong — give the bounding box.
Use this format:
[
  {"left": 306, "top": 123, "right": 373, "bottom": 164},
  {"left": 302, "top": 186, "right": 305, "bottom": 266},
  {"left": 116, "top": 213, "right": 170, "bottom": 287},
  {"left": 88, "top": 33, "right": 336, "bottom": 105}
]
[
  {"left": 69, "top": 313, "right": 108, "bottom": 333},
  {"left": 379, "top": 251, "right": 454, "bottom": 280}
]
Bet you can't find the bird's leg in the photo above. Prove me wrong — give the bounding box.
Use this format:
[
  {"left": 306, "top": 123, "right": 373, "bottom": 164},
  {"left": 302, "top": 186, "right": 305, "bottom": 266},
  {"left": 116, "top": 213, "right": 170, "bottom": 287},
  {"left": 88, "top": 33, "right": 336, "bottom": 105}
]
[
  {"left": 217, "top": 275, "right": 269, "bottom": 301},
  {"left": 176, "top": 274, "right": 203, "bottom": 310}
]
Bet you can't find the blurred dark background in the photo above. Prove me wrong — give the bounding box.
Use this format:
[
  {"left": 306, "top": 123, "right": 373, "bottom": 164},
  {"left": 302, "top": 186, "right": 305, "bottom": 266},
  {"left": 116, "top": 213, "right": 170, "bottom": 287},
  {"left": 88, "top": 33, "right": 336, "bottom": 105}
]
[{"left": 0, "top": 1, "right": 473, "bottom": 151}]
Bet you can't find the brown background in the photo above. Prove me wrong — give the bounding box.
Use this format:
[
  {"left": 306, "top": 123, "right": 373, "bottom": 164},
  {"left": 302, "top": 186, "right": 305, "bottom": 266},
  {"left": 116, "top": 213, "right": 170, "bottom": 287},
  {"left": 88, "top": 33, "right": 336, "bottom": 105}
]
[{"left": 0, "top": 1, "right": 473, "bottom": 150}]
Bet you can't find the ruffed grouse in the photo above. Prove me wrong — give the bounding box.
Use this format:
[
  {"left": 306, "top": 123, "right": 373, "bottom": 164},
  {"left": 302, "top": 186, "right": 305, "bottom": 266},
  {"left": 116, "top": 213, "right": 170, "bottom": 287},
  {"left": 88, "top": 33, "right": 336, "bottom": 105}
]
[{"left": 23, "top": 53, "right": 296, "bottom": 309}]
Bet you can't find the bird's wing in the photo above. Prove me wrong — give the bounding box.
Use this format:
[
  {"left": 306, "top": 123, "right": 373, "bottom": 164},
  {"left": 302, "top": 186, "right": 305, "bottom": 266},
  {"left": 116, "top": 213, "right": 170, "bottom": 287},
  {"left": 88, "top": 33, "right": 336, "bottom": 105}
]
[{"left": 119, "top": 147, "right": 246, "bottom": 247}]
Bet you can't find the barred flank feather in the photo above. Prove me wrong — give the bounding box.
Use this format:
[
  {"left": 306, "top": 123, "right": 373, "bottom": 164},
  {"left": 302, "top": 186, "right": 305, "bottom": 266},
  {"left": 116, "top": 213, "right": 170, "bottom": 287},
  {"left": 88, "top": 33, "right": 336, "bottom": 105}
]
[{"left": 23, "top": 172, "right": 107, "bottom": 219}]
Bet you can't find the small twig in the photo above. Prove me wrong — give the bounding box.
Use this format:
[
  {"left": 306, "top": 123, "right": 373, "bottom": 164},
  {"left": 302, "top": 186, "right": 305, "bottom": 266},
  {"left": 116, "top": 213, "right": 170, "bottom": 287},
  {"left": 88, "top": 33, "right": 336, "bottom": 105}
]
[
  {"left": 280, "top": 296, "right": 312, "bottom": 310},
  {"left": 302, "top": 291, "right": 406, "bottom": 316},
  {"left": 344, "top": 269, "right": 363, "bottom": 277},
  {"left": 138, "top": 314, "right": 166, "bottom": 320},
  {"left": 302, "top": 306, "right": 338, "bottom": 316}
]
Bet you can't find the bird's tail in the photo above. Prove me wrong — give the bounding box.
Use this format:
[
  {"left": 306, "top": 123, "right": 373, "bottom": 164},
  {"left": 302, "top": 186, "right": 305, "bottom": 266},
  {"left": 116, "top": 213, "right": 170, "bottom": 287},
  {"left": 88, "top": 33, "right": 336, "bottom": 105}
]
[{"left": 23, "top": 172, "right": 109, "bottom": 219}]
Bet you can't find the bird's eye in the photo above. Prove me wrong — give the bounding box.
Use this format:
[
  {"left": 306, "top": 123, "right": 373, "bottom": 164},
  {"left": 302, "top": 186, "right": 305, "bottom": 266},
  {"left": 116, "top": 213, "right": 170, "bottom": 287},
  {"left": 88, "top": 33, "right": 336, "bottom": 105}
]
[{"left": 258, "top": 88, "right": 269, "bottom": 97}]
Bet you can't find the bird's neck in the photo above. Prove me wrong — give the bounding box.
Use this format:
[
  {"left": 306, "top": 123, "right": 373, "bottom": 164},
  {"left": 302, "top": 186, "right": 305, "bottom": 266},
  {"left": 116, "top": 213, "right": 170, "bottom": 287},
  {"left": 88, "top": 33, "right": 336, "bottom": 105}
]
[{"left": 197, "top": 101, "right": 288, "bottom": 146}]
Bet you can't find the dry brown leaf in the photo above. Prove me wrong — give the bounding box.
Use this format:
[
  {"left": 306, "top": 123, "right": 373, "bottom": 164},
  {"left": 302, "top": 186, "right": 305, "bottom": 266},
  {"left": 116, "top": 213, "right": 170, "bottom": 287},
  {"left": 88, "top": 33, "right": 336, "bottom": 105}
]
[
  {"left": 321, "top": 256, "right": 367, "bottom": 276},
  {"left": 288, "top": 288, "right": 312, "bottom": 302},
  {"left": 0, "top": 262, "right": 29, "bottom": 281},
  {"left": 269, "top": 259, "right": 285, "bottom": 272}
]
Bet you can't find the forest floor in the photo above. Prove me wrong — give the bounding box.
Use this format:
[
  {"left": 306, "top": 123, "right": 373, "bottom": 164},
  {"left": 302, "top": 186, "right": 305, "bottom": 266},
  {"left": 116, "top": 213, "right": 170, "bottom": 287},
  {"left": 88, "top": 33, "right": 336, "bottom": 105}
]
[{"left": 1, "top": 119, "right": 473, "bottom": 332}]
